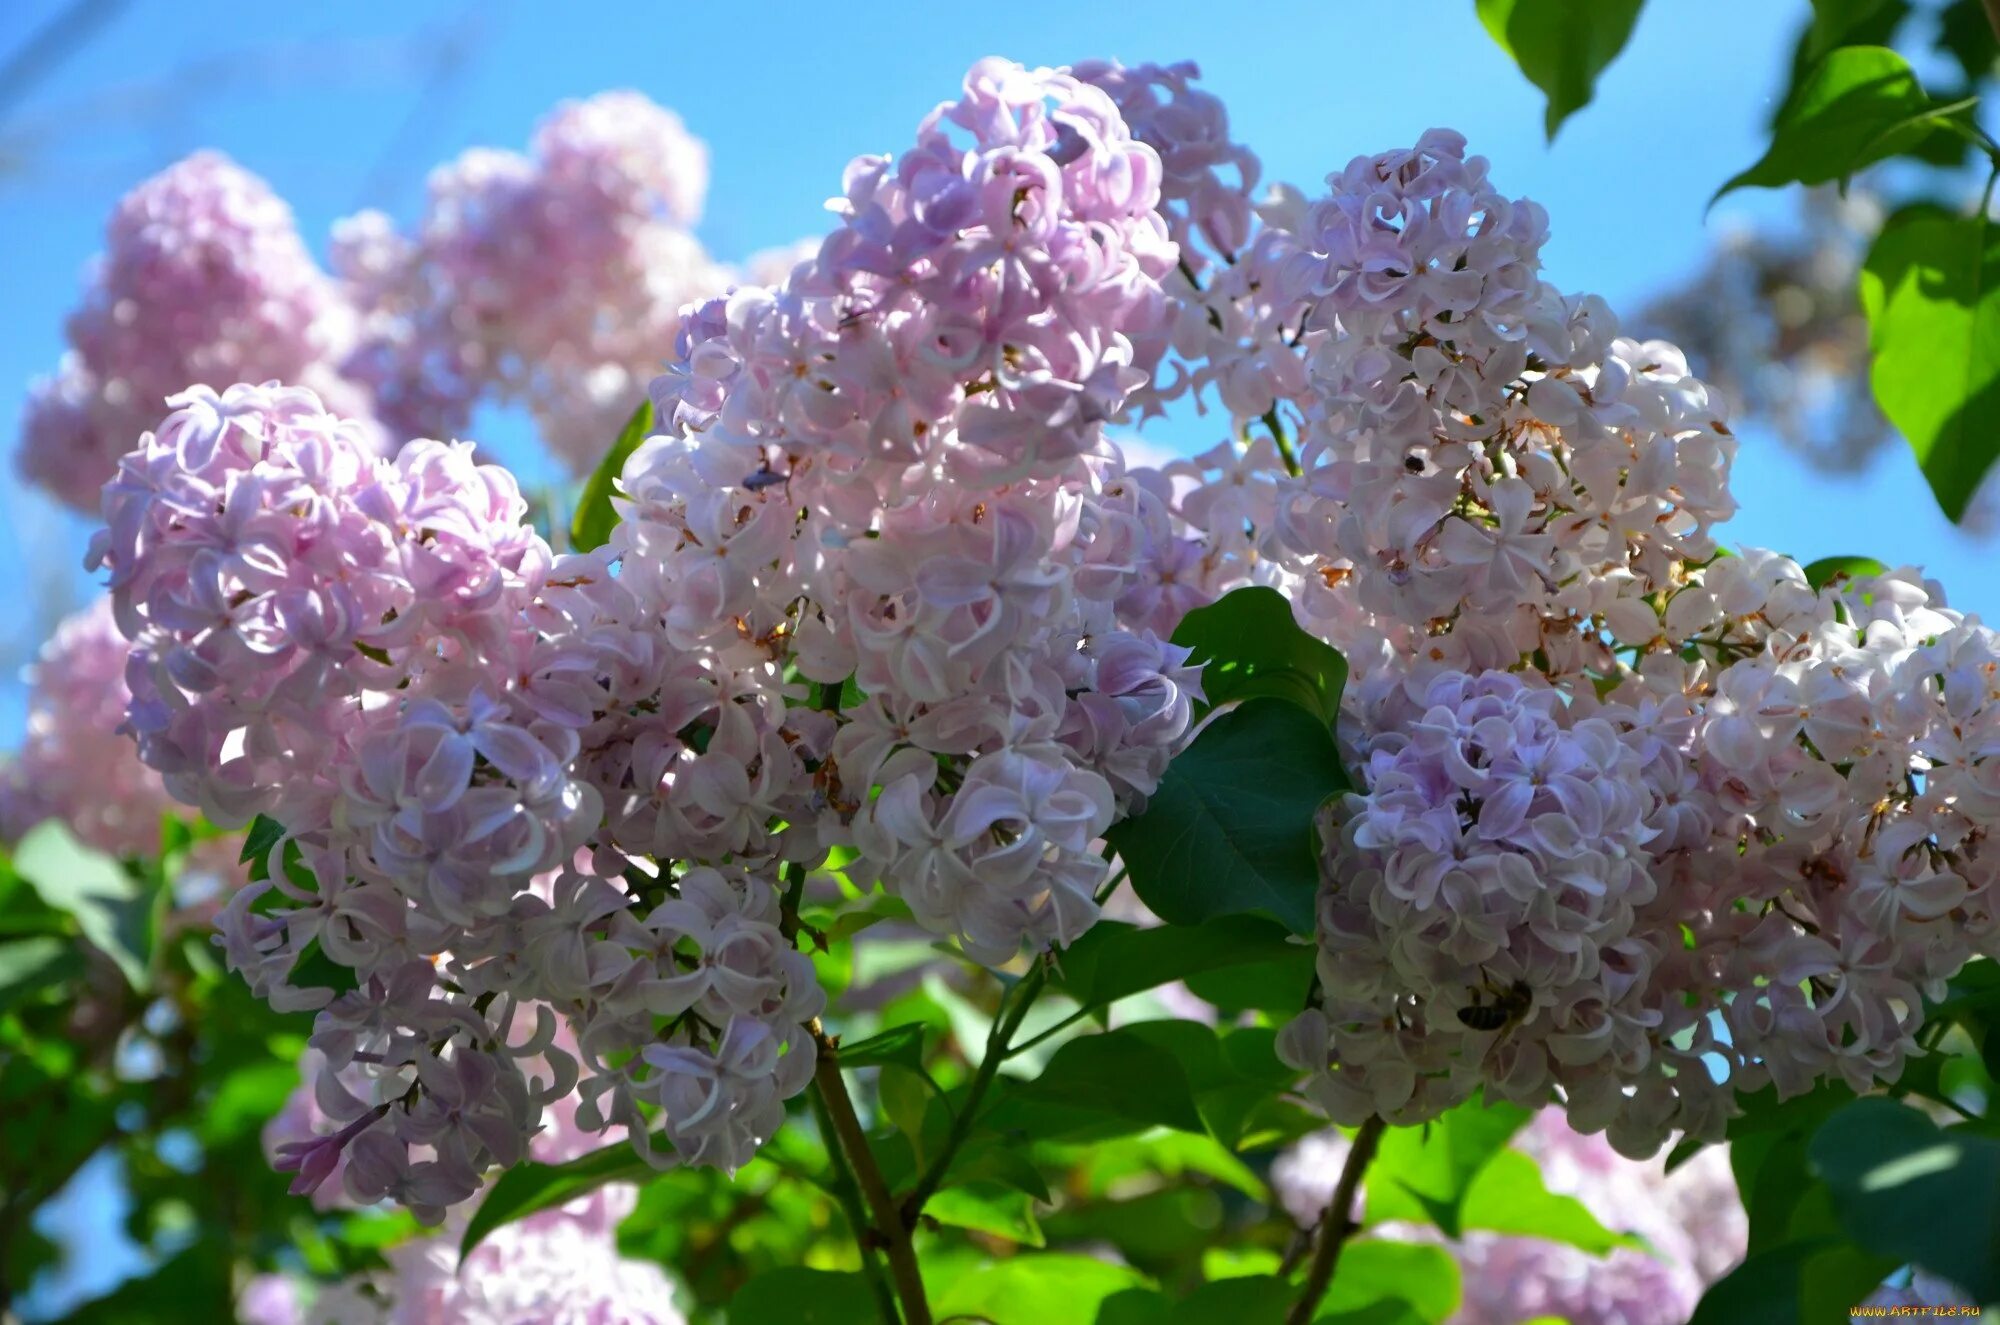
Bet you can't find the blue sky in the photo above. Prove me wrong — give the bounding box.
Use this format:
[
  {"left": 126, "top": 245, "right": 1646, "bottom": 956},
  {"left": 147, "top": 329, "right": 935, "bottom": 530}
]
[{"left": 0, "top": 0, "right": 1987, "bottom": 751}]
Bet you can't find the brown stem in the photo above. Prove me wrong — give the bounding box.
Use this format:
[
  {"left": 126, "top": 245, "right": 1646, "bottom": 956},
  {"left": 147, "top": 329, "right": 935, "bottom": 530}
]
[
  {"left": 813, "top": 1025, "right": 932, "bottom": 1325},
  {"left": 1286, "top": 1115, "right": 1388, "bottom": 1325},
  {"left": 808, "top": 1083, "right": 900, "bottom": 1324},
  {"left": 1983, "top": 0, "right": 2000, "bottom": 47}
]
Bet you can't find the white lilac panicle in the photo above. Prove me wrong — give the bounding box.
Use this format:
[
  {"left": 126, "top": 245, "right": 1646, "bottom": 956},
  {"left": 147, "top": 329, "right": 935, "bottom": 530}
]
[{"left": 1191, "top": 124, "right": 2000, "bottom": 1155}]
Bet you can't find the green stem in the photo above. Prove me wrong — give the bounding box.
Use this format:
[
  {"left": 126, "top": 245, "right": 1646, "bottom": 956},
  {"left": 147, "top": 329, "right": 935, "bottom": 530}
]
[
  {"left": 809, "top": 1081, "right": 902, "bottom": 1325},
  {"left": 780, "top": 861, "right": 808, "bottom": 944},
  {"left": 1286, "top": 1115, "right": 1387, "bottom": 1325},
  {"left": 1263, "top": 407, "right": 1302, "bottom": 478},
  {"left": 900, "top": 961, "right": 1050, "bottom": 1222},
  {"left": 1005, "top": 1002, "right": 1097, "bottom": 1059}
]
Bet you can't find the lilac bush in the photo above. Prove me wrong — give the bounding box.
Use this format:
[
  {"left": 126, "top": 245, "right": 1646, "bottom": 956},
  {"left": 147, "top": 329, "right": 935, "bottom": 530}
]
[{"left": 9, "top": 44, "right": 2000, "bottom": 1325}]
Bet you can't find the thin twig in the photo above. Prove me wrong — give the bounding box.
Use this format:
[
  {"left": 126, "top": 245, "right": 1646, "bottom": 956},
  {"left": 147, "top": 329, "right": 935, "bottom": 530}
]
[
  {"left": 814, "top": 1026, "right": 932, "bottom": 1325},
  {"left": 0, "top": 0, "right": 127, "bottom": 119},
  {"left": 1263, "top": 407, "right": 1303, "bottom": 478},
  {"left": 808, "top": 1082, "right": 901, "bottom": 1324},
  {"left": 1286, "top": 1115, "right": 1388, "bottom": 1325},
  {"left": 900, "top": 960, "right": 1049, "bottom": 1222}
]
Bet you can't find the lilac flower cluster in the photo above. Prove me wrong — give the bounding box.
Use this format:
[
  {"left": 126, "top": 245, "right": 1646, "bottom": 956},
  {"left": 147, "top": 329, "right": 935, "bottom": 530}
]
[
  {"left": 87, "top": 381, "right": 820, "bottom": 1217},
  {"left": 82, "top": 58, "right": 1206, "bottom": 1223},
  {"left": 0, "top": 597, "right": 179, "bottom": 857},
  {"left": 59, "top": 50, "right": 2000, "bottom": 1230},
  {"left": 638, "top": 56, "right": 1203, "bottom": 958},
  {"left": 1100, "top": 122, "right": 2000, "bottom": 1153},
  {"left": 246, "top": 1045, "right": 685, "bottom": 1324},
  {"left": 1075, "top": 60, "right": 1307, "bottom": 428},
  {"left": 16, "top": 93, "right": 729, "bottom": 511},
  {"left": 17, "top": 153, "right": 371, "bottom": 512},
  {"left": 337, "top": 91, "right": 725, "bottom": 470}
]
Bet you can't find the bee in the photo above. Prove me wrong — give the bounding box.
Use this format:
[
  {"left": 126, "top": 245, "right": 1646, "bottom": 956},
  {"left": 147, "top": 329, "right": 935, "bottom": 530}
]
[{"left": 1456, "top": 977, "right": 1533, "bottom": 1032}]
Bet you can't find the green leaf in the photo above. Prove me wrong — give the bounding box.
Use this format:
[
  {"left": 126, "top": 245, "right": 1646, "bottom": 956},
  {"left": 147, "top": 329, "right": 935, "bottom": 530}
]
[
  {"left": 200, "top": 1061, "right": 301, "bottom": 1146},
  {"left": 1098, "top": 1276, "right": 1297, "bottom": 1325},
  {"left": 0, "top": 937, "right": 77, "bottom": 1010},
  {"left": 459, "top": 1141, "right": 650, "bottom": 1260},
  {"left": 879, "top": 1064, "right": 933, "bottom": 1167},
  {"left": 1940, "top": 0, "right": 2000, "bottom": 87},
  {"left": 927, "top": 1180, "right": 1046, "bottom": 1245},
  {"left": 331, "top": 1208, "right": 422, "bottom": 1253},
  {"left": 1806, "top": 0, "right": 1904, "bottom": 58},
  {"left": 946, "top": 1137, "right": 1054, "bottom": 1202},
  {"left": 1801, "top": 555, "right": 1888, "bottom": 590},
  {"left": 1052, "top": 916, "right": 1310, "bottom": 1012},
  {"left": 289, "top": 938, "right": 362, "bottom": 997},
  {"left": 835, "top": 1021, "right": 928, "bottom": 1072},
  {"left": 1475, "top": 0, "right": 1645, "bottom": 139},
  {"left": 569, "top": 398, "right": 654, "bottom": 552},
  {"left": 0, "top": 854, "right": 70, "bottom": 940},
  {"left": 1181, "top": 940, "right": 1319, "bottom": 1017},
  {"left": 1113, "top": 1021, "right": 1303, "bottom": 1148},
  {"left": 1320, "top": 1242, "right": 1462, "bottom": 1324},
  {"left": 1040, "top": 1186, "right": 1226, "bottom": 1266},
  {"left": 239, "top": 813, "right": 286, "bottom": 867},
  {"left": 985, "top": 1027, "right": 1205, "bottom": 1140},
  {"left": 1171, "top": 585, "right": 1348, "bottom": 726},
  {"left": 1363, "top": 1096, "right": 1529, "bottom": 1238},
  {"left": 1106, "top": 698, "right": 1348, "bottom": 936},
  {"left": 1045, "top": 1128, "right": 1267, "bottom": 1202},
  {"left": 13, "top": 821, "right": 150, "bottom": 991},
  {"left": 1690, "top": 1239, "right": 1838, "bottom": 1325},
  {"left": 1456, "top": 1149, "right": 1635, "bottom": 1253},
  {"left": 929, "top": 1252, "right": 1149, "bottom": 1324},
  {"left": 1798, "top": 1244, "right": 1905, "bottom": 1324},
  {"left": 65, "top": 1247, "right": 233, "bottom": 1324},
  {"left": 1742, "top": 1078, "right": 1863, "bottom": 1137},
  {"left": 1811, "top": 1098, "right": 2000, "bottom": 1301},
  {"left": 731, "top": 1268, "right": 883, "bottom": 1324},
  {"left": 1719, "top": 47, "right": 1945, "bottom": 198},
  {"left": 1689, "top": 1236, "right": 1895, "bottom": 1325},
  {"left": 1861, "top": 204, "right": 2000, "bottom": 523},
  {"left": 1732, "top": 1127, "right": 1817, "bottom": 1254}
]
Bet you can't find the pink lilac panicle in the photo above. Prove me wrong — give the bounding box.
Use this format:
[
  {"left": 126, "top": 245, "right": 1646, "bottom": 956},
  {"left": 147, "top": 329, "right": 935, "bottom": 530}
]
[
  {"left": 336, "top": 91, "right": 725, "bottom": 472},
  {"left": 0, "top": 596, "right": 178, "bottom": 857},
  {"left": 91, "top": 58, "right": 1212, "bottom": 1222},
  {"left": 17, "top": 152, "right": 371, "bottom": 512}
]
